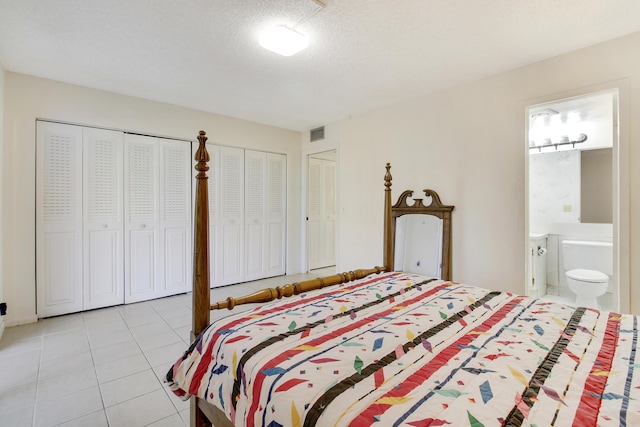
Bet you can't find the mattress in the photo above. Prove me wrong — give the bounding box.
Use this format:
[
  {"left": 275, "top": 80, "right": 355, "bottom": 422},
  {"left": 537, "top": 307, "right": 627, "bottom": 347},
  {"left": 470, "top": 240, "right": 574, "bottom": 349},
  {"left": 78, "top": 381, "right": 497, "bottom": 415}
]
[{"left": 166, "top": 271, "right": 640, "bottom": 426}]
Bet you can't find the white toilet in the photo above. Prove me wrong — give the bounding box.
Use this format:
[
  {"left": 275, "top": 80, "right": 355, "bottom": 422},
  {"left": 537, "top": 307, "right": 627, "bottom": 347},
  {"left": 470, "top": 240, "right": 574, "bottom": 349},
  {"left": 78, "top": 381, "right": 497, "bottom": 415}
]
[{"left": 561, "top": 240, "right": 612, "bottom": 309}]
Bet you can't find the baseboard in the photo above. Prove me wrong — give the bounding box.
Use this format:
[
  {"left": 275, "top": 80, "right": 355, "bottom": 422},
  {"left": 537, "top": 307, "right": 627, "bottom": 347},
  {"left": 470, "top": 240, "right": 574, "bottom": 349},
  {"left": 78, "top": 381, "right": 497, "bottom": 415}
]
[{"left": 4, "top": 315, "right": 38, "bottom": 328}]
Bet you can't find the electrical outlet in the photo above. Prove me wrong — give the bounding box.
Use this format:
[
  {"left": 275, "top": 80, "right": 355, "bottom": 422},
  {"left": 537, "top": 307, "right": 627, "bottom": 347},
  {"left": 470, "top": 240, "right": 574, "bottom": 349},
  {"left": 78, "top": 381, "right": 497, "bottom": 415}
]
[{"left": 563, "top": 204, "right": 573, "bottom": 213}]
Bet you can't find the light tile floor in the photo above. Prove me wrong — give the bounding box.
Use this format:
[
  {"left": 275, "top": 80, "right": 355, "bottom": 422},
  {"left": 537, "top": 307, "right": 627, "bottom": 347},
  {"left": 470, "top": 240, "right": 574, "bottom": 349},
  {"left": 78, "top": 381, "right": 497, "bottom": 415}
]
[{"left": 0, "top": 270, "right": 333, "bottom": 427}]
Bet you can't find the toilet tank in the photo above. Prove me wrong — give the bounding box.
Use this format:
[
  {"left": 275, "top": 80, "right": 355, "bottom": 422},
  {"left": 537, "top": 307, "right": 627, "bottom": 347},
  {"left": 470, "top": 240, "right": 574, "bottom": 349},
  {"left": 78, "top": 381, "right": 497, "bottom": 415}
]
[{"left": 561, "top": 240, "right": 613, "bottom": 275}]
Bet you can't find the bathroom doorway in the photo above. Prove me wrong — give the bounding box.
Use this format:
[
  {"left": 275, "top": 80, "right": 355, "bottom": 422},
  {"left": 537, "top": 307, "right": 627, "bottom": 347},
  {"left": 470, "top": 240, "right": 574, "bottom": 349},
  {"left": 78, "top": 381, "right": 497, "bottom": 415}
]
[{"left": 525, "top": 89, "right": 620, "bottom": 312}]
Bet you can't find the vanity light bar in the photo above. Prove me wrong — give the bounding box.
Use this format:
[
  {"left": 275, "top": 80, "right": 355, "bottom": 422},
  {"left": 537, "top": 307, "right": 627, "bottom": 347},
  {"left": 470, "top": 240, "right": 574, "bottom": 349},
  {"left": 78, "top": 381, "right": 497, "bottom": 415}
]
[{"left": 529, "top": 133, "right": 588, "bottom": 152}]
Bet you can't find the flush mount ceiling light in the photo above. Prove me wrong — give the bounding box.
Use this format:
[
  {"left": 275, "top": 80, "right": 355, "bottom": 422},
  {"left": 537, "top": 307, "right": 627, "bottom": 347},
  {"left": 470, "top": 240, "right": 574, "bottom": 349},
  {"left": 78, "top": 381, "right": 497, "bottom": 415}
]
[
  {"left": 259, "top": 25, "right": 309, "bottom": 56},
  {"left": 259, "top": 0, "right": 325, "bottom": 56}
]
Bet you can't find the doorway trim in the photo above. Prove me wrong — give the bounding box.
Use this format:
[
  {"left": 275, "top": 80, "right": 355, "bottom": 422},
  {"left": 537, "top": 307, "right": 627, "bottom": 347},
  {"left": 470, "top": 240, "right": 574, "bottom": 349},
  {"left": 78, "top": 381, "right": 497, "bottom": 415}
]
[
  {"left": 521, "top": 79, "right": 630, "bottom": 313},
  {"left": 301, "top": 140, "right": 339, "bottom": 274}
]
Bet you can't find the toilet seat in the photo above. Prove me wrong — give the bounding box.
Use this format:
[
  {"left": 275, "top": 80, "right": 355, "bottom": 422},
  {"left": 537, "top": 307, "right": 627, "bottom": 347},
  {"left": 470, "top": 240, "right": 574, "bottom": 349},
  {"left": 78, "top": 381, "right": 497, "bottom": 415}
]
[{"left": 566, "top": 269, "right": 608, "bottom": 283}]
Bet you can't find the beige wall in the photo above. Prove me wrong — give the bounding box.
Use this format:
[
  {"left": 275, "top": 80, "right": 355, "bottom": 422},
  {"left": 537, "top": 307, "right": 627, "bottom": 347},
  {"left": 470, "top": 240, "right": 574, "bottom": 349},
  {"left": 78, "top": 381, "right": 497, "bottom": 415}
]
[
  {"left": 0, "top": 61, "right": 5, "bottom": 337},
  {"left": 2, "top": 73, "right": 303, "bottom": 325},
  {"left": 308, "top": 31, "right": 640, "bottom": 314}
]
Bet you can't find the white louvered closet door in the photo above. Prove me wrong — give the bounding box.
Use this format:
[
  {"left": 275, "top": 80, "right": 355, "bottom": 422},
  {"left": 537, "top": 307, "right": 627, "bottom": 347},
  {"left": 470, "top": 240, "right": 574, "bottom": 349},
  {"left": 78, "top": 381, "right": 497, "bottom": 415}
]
[
  {"left": 83, "top": 128, "right": 125, "bottom": 310},
  {"left": 208, "top": 145, "right": 221, "bottom": 287},
  {"left": 266, "top": 153, "right": 286, "bottom": 276},
  {"left": 220, "top": 146, "right": 245, "bottom": 285},
  {"left": 124, "top": 134, "right": 161, "bottom": 303},
  {"left": 36, "top": 121, "right": 84, "bottom": 317},
  {"left": 160, "top": 139, "right": 192, "bottom": 296},
  {"left": 244, "top": 150, "right": 267, "bottom": 281}
]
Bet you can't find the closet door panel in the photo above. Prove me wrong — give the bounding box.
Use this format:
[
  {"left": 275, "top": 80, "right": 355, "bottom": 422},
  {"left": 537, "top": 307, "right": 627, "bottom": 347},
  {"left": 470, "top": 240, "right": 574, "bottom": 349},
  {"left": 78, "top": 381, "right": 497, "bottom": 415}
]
[
  {"left": 222, "top": 223, "right": 242, "bottom": 281},
  {"left": 160, "top": 140, "right": 192, "bottom": 295},
  {"left": 268, "top": 223, "right": 285, "bottom": 272},
  {"left": 220, "top": 147, "right": 244, "bottom": 285},
  {"left": 41, "top": 232, "right": 81, "bottom": 311},
  {"left": 245, "top": 223, "right": 264, "bottom": 277},
  {"left": 208, "top": 145, "right": 221, "bottom": 286},
  {"left": 83, "top": 128, "right": 124, "bottom": 310},
  {"left": 266, "top": 153, "right": 286, "bottom": 276},
  {"left": 244, "top": 150, "right": 267, "bottom": 281},
  {"left": 36, "top": 121, "right": 83, "bottom": 317},
  {"left": 86, "top": 230, "right": 120, "bottom": 306},
  {"left": 124, "top": 134, "right": 160, "bottom": 303},
  {"left": 164, "top": 227, "right": 188, "bottom": 290},
  {"left": 129, "top": 229, "right": 157, "bottom": 295}
]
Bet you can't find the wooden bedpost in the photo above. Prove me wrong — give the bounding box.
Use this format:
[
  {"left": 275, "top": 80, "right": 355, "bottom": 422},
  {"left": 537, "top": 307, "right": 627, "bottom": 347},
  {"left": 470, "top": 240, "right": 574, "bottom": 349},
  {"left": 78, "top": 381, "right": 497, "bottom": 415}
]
[
  {"left": 192, "top": 131, "right": 211, "bottom": 427},
  {"left": 383, "top": 163, "right": 393, "bottom": 272},
  {"left": 192, "top": 130, "right": 210, "bottom": 340}
]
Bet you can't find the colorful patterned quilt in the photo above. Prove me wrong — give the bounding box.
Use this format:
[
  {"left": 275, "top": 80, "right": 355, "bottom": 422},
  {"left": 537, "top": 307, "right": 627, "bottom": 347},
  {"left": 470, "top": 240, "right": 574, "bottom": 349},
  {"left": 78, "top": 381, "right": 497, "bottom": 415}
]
[{"left": 166, "top": 272, "right": 640, "bottom": 426}]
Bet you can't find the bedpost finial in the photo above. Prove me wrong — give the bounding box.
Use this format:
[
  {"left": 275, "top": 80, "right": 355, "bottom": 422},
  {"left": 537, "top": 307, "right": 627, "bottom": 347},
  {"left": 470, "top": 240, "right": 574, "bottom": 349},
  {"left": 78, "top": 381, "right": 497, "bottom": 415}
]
[
  {"left": 384, "top": 162, "right": 392, "bottom": 189},
  {"left": 197, "top": 130, "right": 207, "bottom": 144},
  {"left": 195, "top": 130, "right": 210, "bottom": 171}
]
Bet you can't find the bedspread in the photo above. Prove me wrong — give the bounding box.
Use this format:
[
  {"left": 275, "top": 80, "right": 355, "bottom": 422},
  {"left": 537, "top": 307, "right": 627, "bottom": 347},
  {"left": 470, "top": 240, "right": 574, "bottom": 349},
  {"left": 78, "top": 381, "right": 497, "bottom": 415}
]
[{"left": 166, "top": 272, "right": 640, "bottom": 426}]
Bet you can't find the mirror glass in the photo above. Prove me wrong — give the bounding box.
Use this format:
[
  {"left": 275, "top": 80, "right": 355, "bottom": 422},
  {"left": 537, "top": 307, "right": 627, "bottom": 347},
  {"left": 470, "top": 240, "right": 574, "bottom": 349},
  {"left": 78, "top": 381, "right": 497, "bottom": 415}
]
[
  {"left": 529, "top": 92, "right": 614, "bottom": 225},
  {"left": 395, "top": 214, "right": 443, "bottom": 278},
  {"left": 529, "top": 148, "right": 612, "bottom": 224}
]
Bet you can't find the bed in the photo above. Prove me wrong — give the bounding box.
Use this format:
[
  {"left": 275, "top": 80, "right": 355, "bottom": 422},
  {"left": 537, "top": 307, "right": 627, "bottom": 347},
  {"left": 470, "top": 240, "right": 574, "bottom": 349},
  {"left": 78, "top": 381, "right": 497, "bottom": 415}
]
[{"left": 166, "top": 131, "right": 640, "bottom": 426}]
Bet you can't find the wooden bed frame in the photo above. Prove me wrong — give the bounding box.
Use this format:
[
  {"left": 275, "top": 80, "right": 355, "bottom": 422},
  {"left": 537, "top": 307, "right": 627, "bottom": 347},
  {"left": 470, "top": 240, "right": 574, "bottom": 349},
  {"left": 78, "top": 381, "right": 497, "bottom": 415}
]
[{"left": 189, "top": 131, "right": 454, "bottom": 427}]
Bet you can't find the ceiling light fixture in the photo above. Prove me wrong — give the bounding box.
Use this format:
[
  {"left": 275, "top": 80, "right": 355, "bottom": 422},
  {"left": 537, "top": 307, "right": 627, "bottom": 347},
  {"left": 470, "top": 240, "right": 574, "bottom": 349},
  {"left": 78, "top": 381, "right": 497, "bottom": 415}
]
[
  {"left": 259, "top": 0, "right": 326, "bottom": 57},
  {"left": 529, "top": 110, "right": 587, "bottom": 152},
  {"left": 259, "top": 25, "right": 309, "bottom": 56}
]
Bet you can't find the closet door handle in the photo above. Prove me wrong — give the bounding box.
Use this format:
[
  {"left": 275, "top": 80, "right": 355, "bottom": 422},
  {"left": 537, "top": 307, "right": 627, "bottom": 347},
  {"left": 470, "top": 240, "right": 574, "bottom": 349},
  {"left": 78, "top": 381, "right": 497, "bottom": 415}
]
[{"left": 140, "top": 224, "right": 146, "bottom": 229}]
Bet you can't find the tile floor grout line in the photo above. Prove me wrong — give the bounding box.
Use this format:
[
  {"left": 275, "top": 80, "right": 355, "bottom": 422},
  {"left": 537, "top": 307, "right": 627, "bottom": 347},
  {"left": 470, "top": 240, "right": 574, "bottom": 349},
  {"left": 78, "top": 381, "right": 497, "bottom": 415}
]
[{"left": 4, "top": 273, "right": 328, "bottom": 427}]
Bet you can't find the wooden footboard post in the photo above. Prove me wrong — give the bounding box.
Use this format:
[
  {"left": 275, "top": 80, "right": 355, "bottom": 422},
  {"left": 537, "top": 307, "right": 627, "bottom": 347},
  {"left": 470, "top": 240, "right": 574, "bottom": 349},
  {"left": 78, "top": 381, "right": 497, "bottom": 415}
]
[
  {"left": 192, "top": 130, "right": 211, "bottom": 427},
  {"left": 383, "top": 163, "right": 393, "bottom": 271}
]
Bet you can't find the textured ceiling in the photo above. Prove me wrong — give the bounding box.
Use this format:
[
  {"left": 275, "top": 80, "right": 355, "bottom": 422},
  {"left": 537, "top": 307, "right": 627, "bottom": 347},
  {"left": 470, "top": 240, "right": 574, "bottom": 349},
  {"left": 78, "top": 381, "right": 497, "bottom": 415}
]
[{"left": 1, "top": 1, "right": 640, "bottom": 131}]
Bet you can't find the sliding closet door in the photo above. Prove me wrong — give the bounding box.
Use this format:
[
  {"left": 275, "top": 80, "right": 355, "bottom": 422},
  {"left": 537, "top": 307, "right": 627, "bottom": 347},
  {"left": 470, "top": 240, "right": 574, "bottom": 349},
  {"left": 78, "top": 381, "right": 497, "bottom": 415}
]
[
  {"left": 36, "top": 121, "right": 84, "bottom": 317},
  {"left": 124, "top": 134, "right": 161, "bottom": 303},
  {"left": 83, "top": 128, "right": 125, "bottom": 310},
  {"left": 160, "top": 139, "right": 192, "bottom": 296}
]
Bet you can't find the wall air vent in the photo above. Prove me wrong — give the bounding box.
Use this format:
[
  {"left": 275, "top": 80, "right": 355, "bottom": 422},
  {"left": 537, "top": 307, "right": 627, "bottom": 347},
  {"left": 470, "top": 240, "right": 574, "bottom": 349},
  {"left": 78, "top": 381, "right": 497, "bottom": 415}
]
[{"left": 310, "top": 126, "right": 325, "bottom": 142}]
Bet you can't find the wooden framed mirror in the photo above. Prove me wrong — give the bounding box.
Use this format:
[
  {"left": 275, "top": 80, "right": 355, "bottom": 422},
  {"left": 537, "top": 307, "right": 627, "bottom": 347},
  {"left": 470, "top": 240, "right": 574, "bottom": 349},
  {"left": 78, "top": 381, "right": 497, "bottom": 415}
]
[{"left": 383, "top": 163, "right": 454, "bottom": 280}]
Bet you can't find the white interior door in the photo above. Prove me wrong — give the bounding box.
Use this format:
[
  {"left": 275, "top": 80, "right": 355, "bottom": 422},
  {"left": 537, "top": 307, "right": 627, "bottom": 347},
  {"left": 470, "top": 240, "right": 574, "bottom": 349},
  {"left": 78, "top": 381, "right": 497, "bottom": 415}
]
[
  {"left": 36, "top": 121, "right": 84, "bottom": 317},
  {"left": 308, "top": 156, "right": 336, "bottom": 270},
  {"left": 308, "top": 158, "right": 322, "bottom": 269},
  {"left": 83, "top": 128, "right": 125, "bottom": 310},
  {"left": 160, "top": 139, "right": 192, "bottom": 296},
  {"left": 124, "top": 134, "right": 160, "bottom": 303}
]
